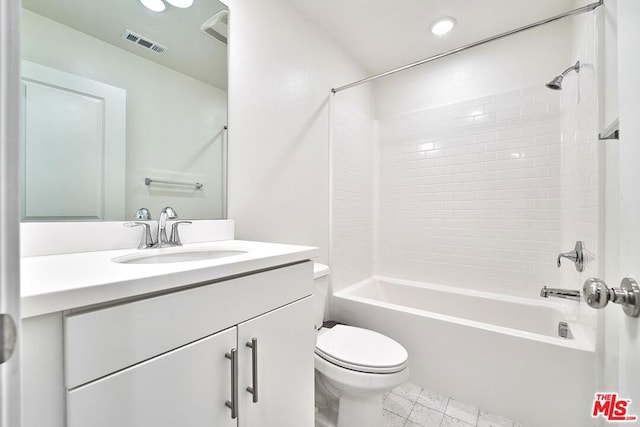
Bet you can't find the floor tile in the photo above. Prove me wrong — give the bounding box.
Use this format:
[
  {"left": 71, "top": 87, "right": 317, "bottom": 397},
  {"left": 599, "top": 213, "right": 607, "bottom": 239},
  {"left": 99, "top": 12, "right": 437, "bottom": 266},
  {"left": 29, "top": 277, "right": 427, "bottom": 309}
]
[
  {"left": 417, "top": 388, "right": 449, "bottom": 413},
  {"left": 403, "top": 420, "right": 422, "bottom": 427},
  {"left": 440, "top": 414, "right": 476, "bottom": 427},
  {"left": 478, "top": 410, "right": 514, "bottom": 427},
  {"left": 407, "top": 402, "right": 444, "bottom": 427},
  {"left": 384, "top": 393, "right": 415, "bottom": 418},
  {"left": 383, "top": 409, "right": 406, "bottom": 427},
  {"left": 391, "top": 382, "right": 423, "bottom": 402},
  {"left": 445, "top": 399, "right": 479, "bottom": 426}
]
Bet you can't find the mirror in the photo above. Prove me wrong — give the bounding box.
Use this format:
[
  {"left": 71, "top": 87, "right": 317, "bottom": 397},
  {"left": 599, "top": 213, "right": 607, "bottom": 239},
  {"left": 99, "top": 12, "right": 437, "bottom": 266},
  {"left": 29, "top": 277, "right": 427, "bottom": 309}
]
[{"left": 20, "top": 0, "right": 228, "bottom": 221}]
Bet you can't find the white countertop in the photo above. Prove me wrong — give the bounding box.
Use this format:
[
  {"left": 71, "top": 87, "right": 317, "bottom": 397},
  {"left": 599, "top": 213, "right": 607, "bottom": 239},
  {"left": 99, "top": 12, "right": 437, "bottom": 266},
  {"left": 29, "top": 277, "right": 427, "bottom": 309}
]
[{"left": 21, "top": 240, "right": 318, "bottom": 318}]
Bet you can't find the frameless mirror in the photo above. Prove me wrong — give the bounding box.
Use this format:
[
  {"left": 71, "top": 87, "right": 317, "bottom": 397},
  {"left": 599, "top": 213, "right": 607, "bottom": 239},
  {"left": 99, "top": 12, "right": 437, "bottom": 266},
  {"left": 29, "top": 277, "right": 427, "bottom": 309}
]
[{"left": 20, "top": 0, "right": 228, "bottom": 221}]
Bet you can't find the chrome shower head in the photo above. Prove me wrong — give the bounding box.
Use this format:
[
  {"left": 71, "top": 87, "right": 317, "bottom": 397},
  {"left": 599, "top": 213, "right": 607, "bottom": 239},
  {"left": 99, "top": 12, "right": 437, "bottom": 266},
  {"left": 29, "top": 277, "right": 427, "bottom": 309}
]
[
  {"left": 545, "top": 61, "right": 580, "bottom": 91},
  {"left": 545, "top": 75, "right": 564, "bottom": 90}
]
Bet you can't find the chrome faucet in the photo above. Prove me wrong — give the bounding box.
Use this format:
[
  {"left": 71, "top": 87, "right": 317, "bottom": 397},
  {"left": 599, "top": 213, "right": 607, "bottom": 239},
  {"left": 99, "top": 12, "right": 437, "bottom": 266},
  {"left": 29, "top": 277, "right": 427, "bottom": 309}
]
[
  {"left": 557, "top": 241, "right": 585, "bottom": 272},
  {"left": 540, "top": 286, "right": 581, "bottom": 302},
  {"left": 157, "top": 206, "right": 178, "bottom": 247}
]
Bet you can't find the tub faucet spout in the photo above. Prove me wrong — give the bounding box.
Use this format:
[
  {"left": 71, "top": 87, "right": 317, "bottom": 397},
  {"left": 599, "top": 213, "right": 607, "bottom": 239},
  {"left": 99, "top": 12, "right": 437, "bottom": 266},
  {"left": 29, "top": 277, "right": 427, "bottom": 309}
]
[{"left": 540, "top": 286, "right": 581, "bottom": 302}]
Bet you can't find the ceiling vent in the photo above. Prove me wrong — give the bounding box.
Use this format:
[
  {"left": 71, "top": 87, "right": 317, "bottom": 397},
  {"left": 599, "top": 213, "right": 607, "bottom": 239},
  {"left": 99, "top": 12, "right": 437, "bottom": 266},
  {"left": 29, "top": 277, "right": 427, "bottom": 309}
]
[
  {"left": 120, "top": 30, "right": 168, "bottom": 55},
  {"left": 201, "top": 10, "right": 228, "bottom": 44}
]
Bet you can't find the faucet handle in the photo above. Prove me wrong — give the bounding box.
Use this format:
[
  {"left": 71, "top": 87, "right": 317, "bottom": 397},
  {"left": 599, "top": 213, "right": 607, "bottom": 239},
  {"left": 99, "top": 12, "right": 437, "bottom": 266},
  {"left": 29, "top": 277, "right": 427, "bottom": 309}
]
[
  {"left": 557, "top": 241, "right": 585, "bottom": 272},
  {"left": 169, "top": 221, "right": 192, "bottom": 246},
  {"left": 124, "top": 222, "right": 155, "bottom": 249}
]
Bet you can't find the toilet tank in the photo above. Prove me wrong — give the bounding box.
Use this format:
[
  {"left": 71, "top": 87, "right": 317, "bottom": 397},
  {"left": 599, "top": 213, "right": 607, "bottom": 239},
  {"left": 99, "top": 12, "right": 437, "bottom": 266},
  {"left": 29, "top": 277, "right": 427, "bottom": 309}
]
[{"left": 313, "top": 263, "right": 330, "bottom": 330}]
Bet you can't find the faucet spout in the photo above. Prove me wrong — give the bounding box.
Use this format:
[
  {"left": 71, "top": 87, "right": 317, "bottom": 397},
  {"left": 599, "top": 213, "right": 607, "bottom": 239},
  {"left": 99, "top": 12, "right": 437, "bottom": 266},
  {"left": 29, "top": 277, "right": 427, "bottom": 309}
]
[
  {"left": 157, "top": 206, "right": 178, "bottom": 247},
  {"left": 540, "top": 286, "right": 581, "bottom": 302}
]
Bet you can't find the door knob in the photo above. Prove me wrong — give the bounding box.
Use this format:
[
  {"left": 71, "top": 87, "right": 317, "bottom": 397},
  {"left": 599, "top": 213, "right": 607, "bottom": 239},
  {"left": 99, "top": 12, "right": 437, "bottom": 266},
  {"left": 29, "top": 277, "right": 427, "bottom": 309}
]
[{"left": 583, "top": 277, "right": 640, "bottom": 318}]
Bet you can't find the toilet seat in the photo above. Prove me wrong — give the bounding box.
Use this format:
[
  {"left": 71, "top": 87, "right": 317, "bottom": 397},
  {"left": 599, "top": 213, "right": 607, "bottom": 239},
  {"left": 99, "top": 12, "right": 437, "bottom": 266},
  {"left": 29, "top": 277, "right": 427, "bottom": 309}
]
[{"left": 315, "top": 325, "right": 408, "bottom": 374}]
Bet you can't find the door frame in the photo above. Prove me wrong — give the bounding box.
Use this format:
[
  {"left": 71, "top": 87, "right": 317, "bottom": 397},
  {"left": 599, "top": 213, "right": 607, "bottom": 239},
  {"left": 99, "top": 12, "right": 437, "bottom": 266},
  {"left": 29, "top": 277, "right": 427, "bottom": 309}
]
[{"left": 0, "top": 0, "right": 22, "bottom": 427}]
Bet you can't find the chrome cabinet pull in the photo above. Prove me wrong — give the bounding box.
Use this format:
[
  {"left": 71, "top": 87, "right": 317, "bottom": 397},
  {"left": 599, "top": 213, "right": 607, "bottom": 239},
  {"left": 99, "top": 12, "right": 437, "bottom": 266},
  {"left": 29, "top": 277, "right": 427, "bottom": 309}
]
[
  {"left": 246, "top": 337, "right": 259, "bottom": 403},
  {"left": 225, "top": 348, "right": 238, "bottom": 419}
]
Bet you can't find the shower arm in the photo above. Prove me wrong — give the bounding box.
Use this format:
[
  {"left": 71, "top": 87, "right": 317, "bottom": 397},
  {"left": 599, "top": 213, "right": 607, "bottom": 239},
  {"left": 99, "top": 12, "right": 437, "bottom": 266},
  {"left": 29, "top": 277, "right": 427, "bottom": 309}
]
[{"left": 559, "top": 61, "right": 581, "bottom": 77}]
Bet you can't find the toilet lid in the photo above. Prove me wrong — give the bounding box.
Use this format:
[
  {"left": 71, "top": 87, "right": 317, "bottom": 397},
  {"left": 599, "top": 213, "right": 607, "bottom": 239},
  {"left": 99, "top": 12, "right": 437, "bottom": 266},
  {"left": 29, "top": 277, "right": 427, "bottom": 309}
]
[{"left": 315, "top": 325, "right": 408, "bottom": 374}]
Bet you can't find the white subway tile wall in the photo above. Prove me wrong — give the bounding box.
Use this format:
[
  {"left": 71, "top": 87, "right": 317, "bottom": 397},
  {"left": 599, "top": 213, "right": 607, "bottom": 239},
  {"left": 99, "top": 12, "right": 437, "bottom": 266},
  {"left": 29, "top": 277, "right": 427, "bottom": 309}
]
[
  {"left": 332, "top": 76, "right": 600, "bottom": 301},
  {"left": 559, "top": 14, "right": 599, "bottom": 334},
  {"left": 374, "top": 86, "right": 570, "bottom": 296},
  {"left": 331, "top": 97, "right": 375, "bottom": 292}
]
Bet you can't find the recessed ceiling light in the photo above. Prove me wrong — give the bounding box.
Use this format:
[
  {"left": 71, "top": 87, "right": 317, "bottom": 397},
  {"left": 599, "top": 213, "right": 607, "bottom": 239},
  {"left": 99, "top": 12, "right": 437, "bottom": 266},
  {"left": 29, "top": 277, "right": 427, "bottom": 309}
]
[
  {"left": 140, "top": 0, "right": 166, "bottom": 12},
  {"left": 165, "top": 0, "right": 194, "bottom": 8},
  {"left": 430, "top": 16, "right": 457, "bottom": 36}
]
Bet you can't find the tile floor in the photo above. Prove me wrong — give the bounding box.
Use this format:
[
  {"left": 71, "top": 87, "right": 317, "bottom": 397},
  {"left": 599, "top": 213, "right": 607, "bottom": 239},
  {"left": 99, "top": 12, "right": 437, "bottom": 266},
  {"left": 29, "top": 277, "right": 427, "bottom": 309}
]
[{"left": 383, "top": 383, "right": 526, "bottom": 427}]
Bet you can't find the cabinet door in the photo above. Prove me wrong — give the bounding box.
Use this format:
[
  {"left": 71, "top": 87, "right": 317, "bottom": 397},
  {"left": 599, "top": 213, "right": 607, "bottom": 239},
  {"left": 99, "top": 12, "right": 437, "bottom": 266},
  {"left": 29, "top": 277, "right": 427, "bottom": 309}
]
[
  {"left": 237, "top": 297, "right": 315, "bottom": 427},
  {"left": 67, "top": 327, "right": 237, "bottom": 427}
]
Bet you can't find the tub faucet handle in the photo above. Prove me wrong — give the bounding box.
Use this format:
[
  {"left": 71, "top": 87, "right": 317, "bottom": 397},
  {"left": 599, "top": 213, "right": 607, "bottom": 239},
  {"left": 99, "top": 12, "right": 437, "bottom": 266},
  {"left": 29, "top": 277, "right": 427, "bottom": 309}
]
[{"left": 557, "top": 241, "right": 584, "bottom": 272}]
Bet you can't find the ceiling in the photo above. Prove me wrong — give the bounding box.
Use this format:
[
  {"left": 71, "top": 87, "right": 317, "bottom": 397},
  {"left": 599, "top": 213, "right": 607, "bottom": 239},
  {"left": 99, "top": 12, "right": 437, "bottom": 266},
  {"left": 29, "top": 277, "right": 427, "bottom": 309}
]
[
  {"left": 22, "top": 0, "right": 228, "bottom": 89},
  {"left": 283, "top": 0, "right": 576, "bottom": 75}
]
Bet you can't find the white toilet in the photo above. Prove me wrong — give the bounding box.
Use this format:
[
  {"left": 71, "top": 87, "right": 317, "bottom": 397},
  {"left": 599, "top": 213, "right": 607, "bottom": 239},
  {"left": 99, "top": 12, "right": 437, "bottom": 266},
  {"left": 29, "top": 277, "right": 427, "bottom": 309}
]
[{"left": 313, "top": 263, "right": 409, "bottom": 427}]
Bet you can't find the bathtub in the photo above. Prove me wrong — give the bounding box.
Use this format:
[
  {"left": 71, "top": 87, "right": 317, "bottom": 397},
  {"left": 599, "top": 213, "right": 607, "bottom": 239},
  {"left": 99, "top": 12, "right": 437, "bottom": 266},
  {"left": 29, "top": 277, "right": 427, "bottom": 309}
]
[{"left": 331, "top": 277, "right": 597, "bottom": 427}]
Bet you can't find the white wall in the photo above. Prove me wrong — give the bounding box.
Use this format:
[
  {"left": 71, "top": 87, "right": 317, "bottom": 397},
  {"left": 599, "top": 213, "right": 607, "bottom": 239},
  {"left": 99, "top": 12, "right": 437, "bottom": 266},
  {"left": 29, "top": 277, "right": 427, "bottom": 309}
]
[
  {"left": 21, "top": 10, "right": 227, "bottom": 220},
  {"left": 331, "top": 96, "right": 375, "bottom": 293},
  {"left": 374, "top": 86, "right": 565, "bottom": 297},
  {"left": 225, "top": 0, "right": 373, "bottom": 262},
  {"left": 373, "top": 20, "right": 572, "bottom": 119},
  {"left": 558, "top": 8, "right": 600, "bottom": 353}
]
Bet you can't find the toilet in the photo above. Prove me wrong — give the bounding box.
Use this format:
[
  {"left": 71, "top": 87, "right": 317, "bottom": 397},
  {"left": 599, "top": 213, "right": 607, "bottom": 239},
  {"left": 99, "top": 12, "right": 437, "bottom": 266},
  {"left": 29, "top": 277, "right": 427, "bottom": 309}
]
[{"left": 313, "top": 263, "right": 409, "bottom": 427}]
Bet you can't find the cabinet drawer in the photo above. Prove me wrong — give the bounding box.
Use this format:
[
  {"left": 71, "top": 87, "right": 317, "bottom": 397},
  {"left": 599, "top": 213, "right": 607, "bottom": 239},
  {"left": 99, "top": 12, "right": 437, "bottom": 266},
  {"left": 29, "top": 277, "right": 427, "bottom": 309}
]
[{"left": 65, "top": 261, "right": 312, "bottom": 388}]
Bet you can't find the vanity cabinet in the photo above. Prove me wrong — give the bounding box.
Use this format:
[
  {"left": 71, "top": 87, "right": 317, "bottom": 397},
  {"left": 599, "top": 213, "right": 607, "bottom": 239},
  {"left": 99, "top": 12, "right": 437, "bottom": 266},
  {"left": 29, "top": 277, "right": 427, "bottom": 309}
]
[
  {"left": 67, "top": 297, "right": 314, "bottom": 427},
  {"left": 237, "top": 296, "right": 315, "bottom": 426},
  {"left": 67, "top": 326, "right": 238, "bottom": 427},
  {"left": 22, "top": 261, "right": 315, "bottom": 427}
]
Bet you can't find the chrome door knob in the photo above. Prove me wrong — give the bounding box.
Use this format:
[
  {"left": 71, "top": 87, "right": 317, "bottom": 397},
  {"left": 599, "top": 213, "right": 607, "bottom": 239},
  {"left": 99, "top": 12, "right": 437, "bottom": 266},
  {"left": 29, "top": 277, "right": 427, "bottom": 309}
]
[
  {"left": 583, "top": 277, "right": 640, "bottom": 318},
  {"left": 583, "top": 278, "right": 610, "bottom": 309}
]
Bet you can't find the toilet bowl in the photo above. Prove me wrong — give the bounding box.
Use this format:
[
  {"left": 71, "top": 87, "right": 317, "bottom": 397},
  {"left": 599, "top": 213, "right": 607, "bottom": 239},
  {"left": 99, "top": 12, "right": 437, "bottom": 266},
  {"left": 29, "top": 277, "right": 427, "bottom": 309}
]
[{"left": 313, "top": 264, "right": 409, "bottom": 427}]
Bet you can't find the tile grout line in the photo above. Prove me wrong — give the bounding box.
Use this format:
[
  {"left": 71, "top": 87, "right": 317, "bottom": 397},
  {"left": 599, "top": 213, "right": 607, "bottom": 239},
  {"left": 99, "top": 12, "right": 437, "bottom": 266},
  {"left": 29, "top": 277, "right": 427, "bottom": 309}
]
[{"left": 401, "top": 397, "right": 419, "bottom": 427}]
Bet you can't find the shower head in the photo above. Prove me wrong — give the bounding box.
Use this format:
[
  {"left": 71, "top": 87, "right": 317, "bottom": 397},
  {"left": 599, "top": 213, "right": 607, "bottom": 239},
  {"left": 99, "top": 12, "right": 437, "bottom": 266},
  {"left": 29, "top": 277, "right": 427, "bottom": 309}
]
[
  {"left": 546, "top": 61, "right": 580, "bottom": 90},
  {"left": 545, "top": 75, "right": 564, "bottom": 90}
]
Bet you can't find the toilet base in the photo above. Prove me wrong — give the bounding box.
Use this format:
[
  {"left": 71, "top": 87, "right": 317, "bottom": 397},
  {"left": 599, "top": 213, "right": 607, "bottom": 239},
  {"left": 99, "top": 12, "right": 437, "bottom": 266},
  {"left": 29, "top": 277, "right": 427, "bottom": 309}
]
[
  {"left": 315, "top": 393, "right": 384, "bottom": 427},
  {"left": 337, "top": 394, "right": 383, "bottom": 427},
  {"left": 315, "top": 355, "right": 408, "bottom": 427}
]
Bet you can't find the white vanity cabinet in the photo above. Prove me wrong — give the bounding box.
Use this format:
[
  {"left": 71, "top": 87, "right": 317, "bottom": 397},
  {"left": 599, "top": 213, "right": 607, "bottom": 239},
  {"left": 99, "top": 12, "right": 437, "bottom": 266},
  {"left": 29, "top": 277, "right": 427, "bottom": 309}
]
[
  {"left": 237, "top": 296, "right": 315, "bottom": 426},
  {"left": 67, "top": 326, "right": 238, "bottom": 427},
  {"left": 23, "top": 261, "right": 315, "bottom": 427}
]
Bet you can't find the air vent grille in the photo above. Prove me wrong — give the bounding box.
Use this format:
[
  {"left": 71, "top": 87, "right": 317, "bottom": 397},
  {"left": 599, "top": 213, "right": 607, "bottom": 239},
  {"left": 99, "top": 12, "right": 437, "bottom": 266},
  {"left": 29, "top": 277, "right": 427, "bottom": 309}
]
[{"left": 120, "top": 30, "right": 168, "bottom": 55}]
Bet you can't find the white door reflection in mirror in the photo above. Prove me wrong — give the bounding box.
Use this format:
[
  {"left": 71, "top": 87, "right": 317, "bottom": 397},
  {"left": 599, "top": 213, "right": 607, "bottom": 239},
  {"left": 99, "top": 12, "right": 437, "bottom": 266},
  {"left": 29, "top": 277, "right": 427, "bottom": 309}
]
[{"left": 21, "top": 61, "right": 125, "bottom": 221}]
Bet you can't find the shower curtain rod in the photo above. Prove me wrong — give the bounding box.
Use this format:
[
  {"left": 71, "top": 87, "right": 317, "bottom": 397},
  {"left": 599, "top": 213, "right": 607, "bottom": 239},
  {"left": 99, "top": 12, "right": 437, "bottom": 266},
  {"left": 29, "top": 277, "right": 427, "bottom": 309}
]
[{"left": 331, "top": 0, "right": 603, "bottom": 93}]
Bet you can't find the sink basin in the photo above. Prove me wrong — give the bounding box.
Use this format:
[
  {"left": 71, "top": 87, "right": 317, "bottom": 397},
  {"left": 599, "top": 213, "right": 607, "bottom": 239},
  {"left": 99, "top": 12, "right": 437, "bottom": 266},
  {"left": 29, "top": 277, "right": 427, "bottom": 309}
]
[{"left": 112, "top": 247, "right": 248, "bottom": 264}]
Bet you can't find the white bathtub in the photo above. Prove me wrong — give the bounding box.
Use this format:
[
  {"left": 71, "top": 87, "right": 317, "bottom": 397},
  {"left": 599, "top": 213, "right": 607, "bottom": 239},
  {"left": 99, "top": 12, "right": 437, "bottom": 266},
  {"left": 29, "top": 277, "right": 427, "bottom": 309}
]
[{"left": 331, "top": 277, "right": 597, "bottom": 427}]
